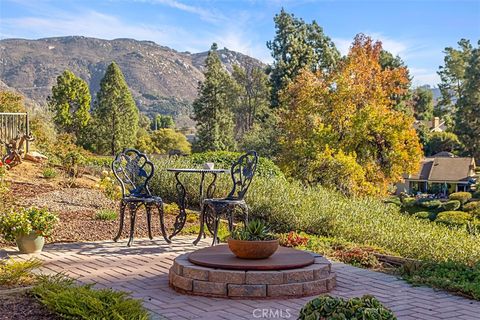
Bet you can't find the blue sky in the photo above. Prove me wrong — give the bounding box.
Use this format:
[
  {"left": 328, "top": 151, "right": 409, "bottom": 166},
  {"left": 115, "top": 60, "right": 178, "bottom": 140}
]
[{"left": 1, "top": 0, "right": 479, "bottom": 86}]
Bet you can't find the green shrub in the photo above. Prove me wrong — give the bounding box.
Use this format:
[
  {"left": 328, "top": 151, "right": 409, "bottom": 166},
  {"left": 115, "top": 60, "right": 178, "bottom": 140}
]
[
  {"left": 190, "top": 151, "right": 283, "bottom": 177},
  {"left": 401, "top": 197, "right": 416, "bottom": 208},
  {"left": 150, "top": 157, "right": 480, "bottom": 264},
  {"left": 435, "top": 211, "right": 471, "bottom": 226},
  {"left": 299, "top": 295, "right": 396, "bottom": 320},
  {"left": 414, "top": 211, "right": 431, "bottom": 220},
  {"left": 442, "top": 200, "right": 461, "bottom": 211},
  {"left": 0, "top": 258, "right": 42, "bottom": 286},
  {"left": 400, "top": 261, "right": 480, "bottom": 300},
  {"left": 474, "top": 190, "right": 480, "bottom": 199},
  {"left": 384, "top": 196, "right": 401, "bottom": 206},
  {"left": 42, "top": 167, "right": 57, "bottom": 179},
  {"left": 449, "top": 192, "right": 473, "bottom": 204},
  {"left": 418, "top": 199, "right": 442, "bottom": 209},
  {"left": 32, "top": 274, "right": 149, "bottom": 320},
  {"left": 84, "top": 155, "right": 113, "bottom": 168},
  {"left": 95, "top": 209, "right": 118, "bottom": 221},
  {"left": 464, "top": 201, "right": 480, "bottom": 213}
]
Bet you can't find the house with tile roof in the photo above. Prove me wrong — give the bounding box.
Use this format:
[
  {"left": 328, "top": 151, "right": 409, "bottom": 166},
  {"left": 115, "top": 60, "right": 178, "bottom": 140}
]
[{"left": 396, "top": 152, "right": 477, "bottom": 195}]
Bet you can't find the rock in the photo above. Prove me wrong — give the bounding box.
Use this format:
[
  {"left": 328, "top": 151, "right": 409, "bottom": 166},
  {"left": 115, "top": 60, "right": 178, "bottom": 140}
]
[{"left": 24, "top": 151, "right": 48, "bottom": 163}]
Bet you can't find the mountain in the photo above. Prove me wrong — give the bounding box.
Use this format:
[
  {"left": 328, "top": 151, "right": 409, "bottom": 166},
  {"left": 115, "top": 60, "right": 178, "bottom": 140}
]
[{"left": 0, "top": 36, "right": 265, "bottom": 127}]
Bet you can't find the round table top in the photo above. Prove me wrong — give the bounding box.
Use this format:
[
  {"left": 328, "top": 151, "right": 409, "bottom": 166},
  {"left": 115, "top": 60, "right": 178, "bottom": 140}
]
[
  {"left": 167, "top": 168, "right": 229, "bottom": 173},
  {"left": 188, "top": 245, "right": 314, "bottom": 270}
]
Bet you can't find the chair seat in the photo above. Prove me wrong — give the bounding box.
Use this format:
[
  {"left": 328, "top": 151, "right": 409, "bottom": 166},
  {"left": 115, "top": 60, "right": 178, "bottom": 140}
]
[
  {"left": 123, "top": 195, "right": 163, "bottom": 203},
  {"left": 203, "top": 198, "right": 246, "bottom": 206}
]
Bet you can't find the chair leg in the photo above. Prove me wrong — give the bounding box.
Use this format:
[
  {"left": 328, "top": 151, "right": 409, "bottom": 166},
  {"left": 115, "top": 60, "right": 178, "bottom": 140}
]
[
  {"left": 113, "top": 201, "right": 126, "bottom": 242},
  {"left": 193, "top": 205, "right": 208, "bottom": 245},
  {"left": 211, "top": 216, "right": 220, "bottom": 246},
  {"left": 157, "top": 202, "right": 171, "bottom": 244},
  {"left": 127, "top": 203, "right": 137, "bottom": 247},
  {"left": 145, "top": 204, "right": 153, "bottom": 240},
  {"left": 228, "top": 207, "right": 234, "bottom": 232}
]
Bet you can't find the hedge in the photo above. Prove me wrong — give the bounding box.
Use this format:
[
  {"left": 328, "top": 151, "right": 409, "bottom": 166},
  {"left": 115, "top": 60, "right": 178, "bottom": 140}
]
[
  {"left": 449, "top": 192, "right": 473, "bottom": 204},
  {"left": 435, "top": 211, "right": 471, "bottom": 226}
]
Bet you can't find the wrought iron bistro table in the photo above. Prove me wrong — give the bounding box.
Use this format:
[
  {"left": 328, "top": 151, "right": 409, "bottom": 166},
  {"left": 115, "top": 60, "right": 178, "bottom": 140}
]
[{"left": 167, "top": 168, "right": 229, "bottom": 241}]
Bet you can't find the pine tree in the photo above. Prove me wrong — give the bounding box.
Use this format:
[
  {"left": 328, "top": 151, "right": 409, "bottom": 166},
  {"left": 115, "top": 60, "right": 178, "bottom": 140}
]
[
  {"left": 412, "top": 87, "right": 434, "bottom": 120},
  {"left": 47, "top": 70, "right": 91, "bottom": 137},
  {"left": 438, "top": 39, "right": 473, "bottom": 117},
  {"left": 267, "top": 8, "right": 340, "bottom": 108},
  {"left": 193, "top": 43, "right": 235, "bottom": 152},
  {"left": 455, "top": 41, "right": 480, "bottom": 158},
  {"left": 93, "top": 62, "right": 139, "bottom": 155}
]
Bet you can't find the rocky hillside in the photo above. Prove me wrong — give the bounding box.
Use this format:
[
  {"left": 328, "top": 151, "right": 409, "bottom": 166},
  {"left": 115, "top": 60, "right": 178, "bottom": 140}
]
[{"left": 0, "top": 36, "right": 265, "bottom": 125}]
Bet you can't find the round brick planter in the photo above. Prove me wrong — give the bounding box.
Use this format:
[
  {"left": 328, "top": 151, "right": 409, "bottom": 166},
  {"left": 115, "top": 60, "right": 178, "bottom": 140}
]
[{"left": 169, "top": 250, "right": 336, "bottom": 299}]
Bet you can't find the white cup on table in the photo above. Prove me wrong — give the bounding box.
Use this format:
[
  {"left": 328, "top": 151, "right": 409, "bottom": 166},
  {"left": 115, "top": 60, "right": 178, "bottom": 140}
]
[{"left": 204, "top": 162, "right": 214, "bottom": 170}]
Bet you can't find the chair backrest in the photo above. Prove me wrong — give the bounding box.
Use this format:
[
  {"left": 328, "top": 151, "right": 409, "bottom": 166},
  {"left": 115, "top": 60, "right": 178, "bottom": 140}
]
[
  {"left": 112, "top": 149, "right": 154, "bottom": 198},
  {"left": 226, "top": 151, "right": 258, "bottom": 200}
]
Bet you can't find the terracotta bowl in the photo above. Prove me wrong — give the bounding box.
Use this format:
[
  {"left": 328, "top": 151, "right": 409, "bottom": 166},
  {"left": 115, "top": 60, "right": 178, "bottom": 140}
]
[{"left": 227, "top": 238, "right": 279, "bottom": 259}]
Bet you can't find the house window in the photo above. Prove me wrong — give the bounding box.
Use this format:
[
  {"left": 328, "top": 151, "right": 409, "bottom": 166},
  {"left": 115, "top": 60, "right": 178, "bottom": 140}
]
[{"left": 457, "top": 184, "right": 467, "bottom": 192}]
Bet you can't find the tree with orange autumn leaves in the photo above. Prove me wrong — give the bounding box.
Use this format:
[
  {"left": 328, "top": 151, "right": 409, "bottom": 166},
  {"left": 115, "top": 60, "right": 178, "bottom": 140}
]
[{"left": 279, "top": 34, "right": 422, "bottom": 197}]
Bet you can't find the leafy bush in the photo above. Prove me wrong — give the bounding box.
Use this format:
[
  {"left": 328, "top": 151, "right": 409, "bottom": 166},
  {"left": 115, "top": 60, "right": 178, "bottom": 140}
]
[
  {"left": 0, "top": 164, "right": 13, "bottom": 212},
  {"left": 190, "top": 151, "right": 283, "bottom": 177},
  {"left": 400, "top": 261, "right": 480, "bottom": 300},
  {"left": 401, "top": 197, "right": 416, "bottom": 208},
  {"left": 42, "top": 167, "right": 58, "bottom": 179},
  {"left": 418, "top": 199, "right": 442, "bottom": 209},
  {"left": 442, "top": 200, "right": 461, "bottom": 211},
  {"left": 230, "top": 219, "right": 276, "bottom": 241},
  {"left": 449, "top": 192, "right": 472, "bottom": 204},
  {"left": 299, "top": 295, "right": 396, "bottom": 320},
  {"left": 384, "top": 196, "right": 401, "bottom": 207},
  {"left": 0, "top": 207, "right": 59, "bottom": 242},
  {"left": 474, "top": 190, "right": 480, "bottom": 199},
  {"left": 0, "top": 258, "right": 42, "bottom": 286},
  {"left": 435, "top": 211, "right": 471, "bottom": 227},
  {"left": 96, "top": 170, "right": 122, "bottom": 201},
  {"left": 95, "top": 209, "right": 118, "bottom": 221},
  {"left": 84, "top": 156, "right": 112, "bottom": 168},
  {"left": 32, "top": 274, "right": 149, "bottom": 320},
  {"left": 150, "top": 157, "right": 480, "bottom": 264},
  {"left": 464, "top": 201, "right": 480, "bottom": 213},
  {"left": 414, "top": 211, "right": 431, "bottom": 220}
]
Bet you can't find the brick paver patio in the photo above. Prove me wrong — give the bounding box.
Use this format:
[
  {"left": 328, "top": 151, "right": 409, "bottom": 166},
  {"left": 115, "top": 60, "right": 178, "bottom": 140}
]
[{"left": 2, "top": 236, "right": 479, "bottom": 320}]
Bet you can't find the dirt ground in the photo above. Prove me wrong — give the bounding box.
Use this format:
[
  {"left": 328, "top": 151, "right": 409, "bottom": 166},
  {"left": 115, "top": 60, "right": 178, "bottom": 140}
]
[
  {"left": 1, "top": 160, "right": 198, "bottom": 247},
  {"left": 0, "top": 291, "right": 60, "bottom": 320}
]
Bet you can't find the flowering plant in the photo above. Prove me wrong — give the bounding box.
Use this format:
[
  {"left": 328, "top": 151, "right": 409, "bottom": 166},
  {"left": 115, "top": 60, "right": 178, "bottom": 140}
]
[
  {"left": 96, "top": 170, "right": 122, "bottom": 201},
  {"left": 0, "top": 207, "right": 59, "bottom": 242}
]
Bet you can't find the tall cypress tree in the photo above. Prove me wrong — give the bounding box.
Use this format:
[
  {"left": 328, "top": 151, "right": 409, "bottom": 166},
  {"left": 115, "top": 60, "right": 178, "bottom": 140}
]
[
  {"left": 267, "top": 8, "right": 340, "bottom": 108},
  {"left": 193, "top": 43, "right": 235, "bottom": 152},
  {"left": 93, "top": 62, "right": 139, "bottom": 155},
  {"left": 47, "top": 70, "right": 91, "bottom": 138},
  {"left": 455, "top": 42, "right": 480, "bottom": 159}
]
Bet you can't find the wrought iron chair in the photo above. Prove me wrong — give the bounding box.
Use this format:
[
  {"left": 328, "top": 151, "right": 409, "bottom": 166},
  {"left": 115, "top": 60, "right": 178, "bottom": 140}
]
[
  {"left": 194, "top": 151, "right": 258, "bottom": 246},
  {"left": 111, "top": 149, "right": 170, "bottom": 246}
]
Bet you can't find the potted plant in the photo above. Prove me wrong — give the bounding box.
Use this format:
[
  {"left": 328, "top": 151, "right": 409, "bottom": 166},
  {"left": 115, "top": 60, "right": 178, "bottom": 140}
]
[
  {"left": 0, "top": 207, "right": 58, "bottom": 253},
  {"left": 228, "top": 219, "right": 279, "bottom": 259}
]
